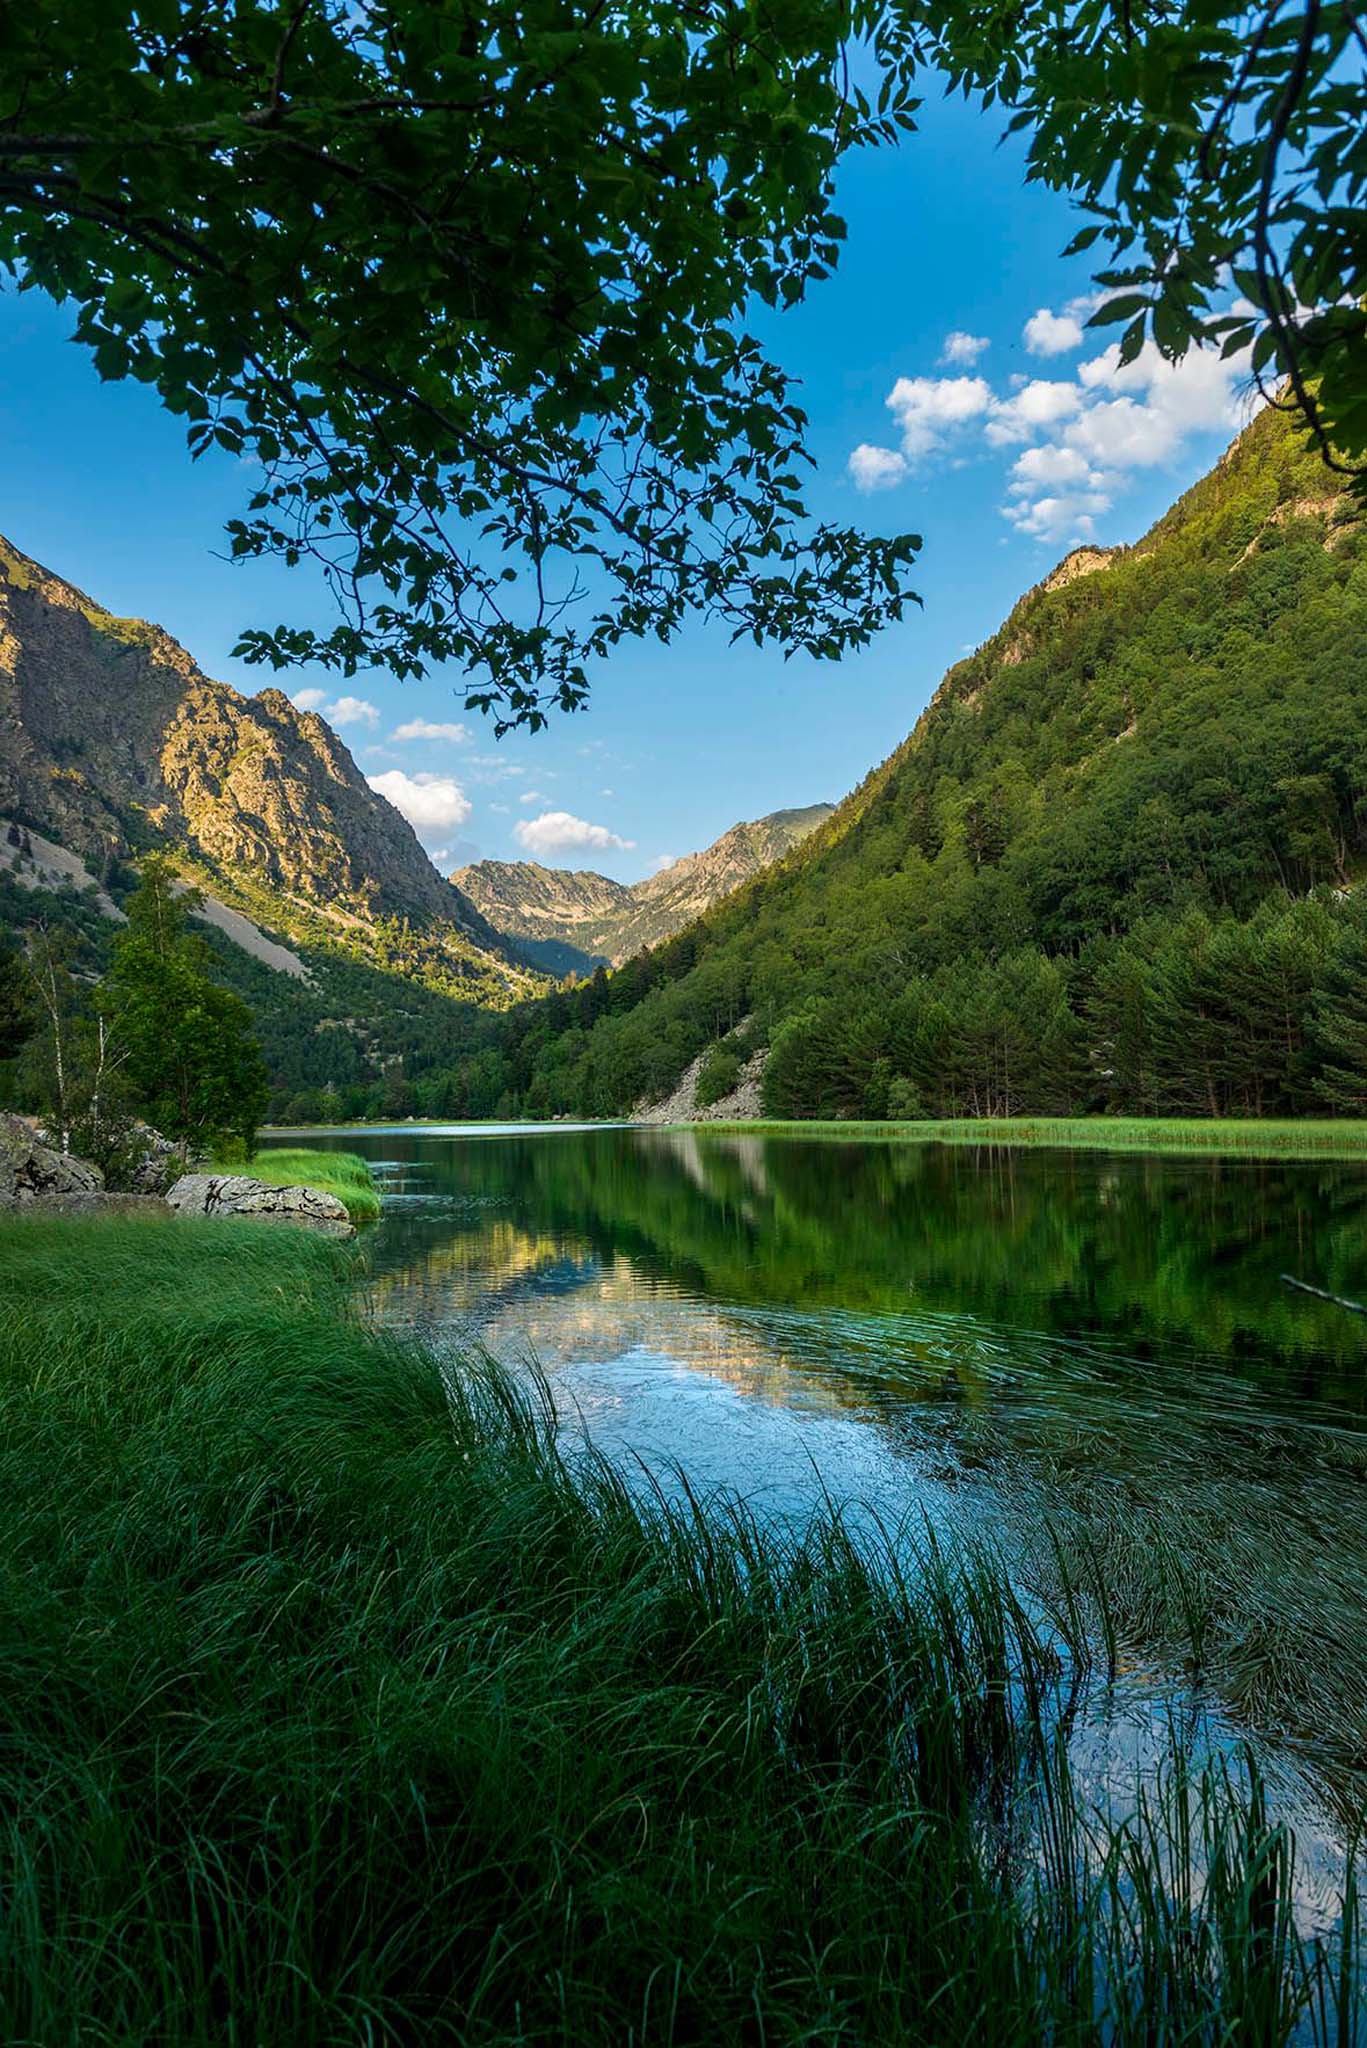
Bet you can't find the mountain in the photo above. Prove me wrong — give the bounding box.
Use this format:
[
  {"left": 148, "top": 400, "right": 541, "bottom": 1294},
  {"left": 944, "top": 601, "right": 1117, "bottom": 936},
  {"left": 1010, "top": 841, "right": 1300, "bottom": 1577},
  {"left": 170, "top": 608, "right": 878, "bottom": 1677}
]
[
  {"left": 453, "top": 804, "right": 834, "bottom": 973},
  {"left": 0, "top": 537, "right": 542, "bottom": 1006},
  {"left": 482, "top": 401, "right": 1367, "bottom": 1121}
]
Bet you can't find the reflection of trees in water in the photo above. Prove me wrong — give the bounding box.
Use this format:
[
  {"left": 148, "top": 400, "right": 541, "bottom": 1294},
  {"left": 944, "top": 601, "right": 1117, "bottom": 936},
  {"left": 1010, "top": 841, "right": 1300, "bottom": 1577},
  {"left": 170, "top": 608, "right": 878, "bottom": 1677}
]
[
  {"left": 393, "top": 1130, "right": 1367, "bottom": 1401},
  {"left": 357, "top": 1128, "right": 1367, "bottom": 1796}
]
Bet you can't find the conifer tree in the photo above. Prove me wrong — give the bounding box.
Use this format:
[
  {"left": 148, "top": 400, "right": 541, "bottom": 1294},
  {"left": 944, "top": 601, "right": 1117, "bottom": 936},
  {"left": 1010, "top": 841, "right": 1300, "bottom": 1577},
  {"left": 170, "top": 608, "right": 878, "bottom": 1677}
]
[{"left": 108, "top": 858, "right": 268, "bottom": 1155}]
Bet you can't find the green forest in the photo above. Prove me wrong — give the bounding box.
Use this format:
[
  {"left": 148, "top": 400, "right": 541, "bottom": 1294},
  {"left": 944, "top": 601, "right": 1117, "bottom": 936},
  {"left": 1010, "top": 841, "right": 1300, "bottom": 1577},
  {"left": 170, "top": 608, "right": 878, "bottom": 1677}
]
[{"left": 430, "top": 402, "right": 1367, "bottom": 1125}]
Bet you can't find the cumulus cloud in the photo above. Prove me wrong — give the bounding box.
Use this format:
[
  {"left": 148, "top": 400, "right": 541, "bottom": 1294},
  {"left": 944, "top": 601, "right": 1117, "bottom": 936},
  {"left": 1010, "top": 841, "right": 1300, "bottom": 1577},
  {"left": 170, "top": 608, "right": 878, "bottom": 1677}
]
[
  {"left": 845, "top": 304, "right": 1258, "bottom": 548},
  {"left": 1024, "top": 306, "right": 1086, "bottom": 356},
  {"left": 292, "top": 688, "right": 379, "bottom": 729},
  {"left": 651, "top": 854, "right": 679, "bottom": 873},
  {"left": 886, "top": 374, "right": 992, "bottom": 459},
  {"left": 514, "top": 810, "right": 635, "bottom": 856},
  {"left": 848, "top": 442, "right": 908, "bottom": 493},
  {"left": 1004, "top": 488, "right": 1114, "bottom": 542},
  {"left": 325, "top": 696, "right": 380, "bottom": 729},
  {"left": 391, "top": 718, "right": 470, "bottom": 745},
  {"left": 1009, "top": 443, "right": 1098, "bottom": 491},
  {"left": 367, "top": 769, "right": 472, "bottom": 837},
  {"left": 985, "top": 379, "right": 1085, "bottom": 446},
  {"left": 940, "top": 331, "right": 990, "bottom": 367}
]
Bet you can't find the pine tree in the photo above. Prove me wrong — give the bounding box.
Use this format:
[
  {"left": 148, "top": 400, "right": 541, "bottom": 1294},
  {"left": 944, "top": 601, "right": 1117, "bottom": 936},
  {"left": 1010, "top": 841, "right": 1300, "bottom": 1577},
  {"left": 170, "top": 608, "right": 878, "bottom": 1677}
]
[
  {"left": 1309, "top": 904, "right": 1367, "bottom": 1112},
  {"left": 107, "top": 857, "right": 268, "bottom": 1155}
]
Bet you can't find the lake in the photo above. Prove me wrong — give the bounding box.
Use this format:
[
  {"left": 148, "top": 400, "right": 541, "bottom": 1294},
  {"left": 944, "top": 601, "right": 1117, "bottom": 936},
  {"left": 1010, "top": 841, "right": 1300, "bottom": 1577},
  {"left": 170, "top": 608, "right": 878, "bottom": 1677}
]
[{"left": 264, "top": 1122, "right": 1367, "bottom": 1841}]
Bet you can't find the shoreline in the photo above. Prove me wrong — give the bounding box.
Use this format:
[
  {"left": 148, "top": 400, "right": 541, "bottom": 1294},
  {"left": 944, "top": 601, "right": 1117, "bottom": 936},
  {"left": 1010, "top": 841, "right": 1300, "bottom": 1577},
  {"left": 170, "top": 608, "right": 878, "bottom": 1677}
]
[{"left": 262, "top": 1114, "right": 1367, "bottom": 1162}]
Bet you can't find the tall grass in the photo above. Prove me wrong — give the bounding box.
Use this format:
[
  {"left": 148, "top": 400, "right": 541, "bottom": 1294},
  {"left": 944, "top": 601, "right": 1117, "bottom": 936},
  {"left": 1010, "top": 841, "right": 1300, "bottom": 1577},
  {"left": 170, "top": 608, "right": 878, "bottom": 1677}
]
[
  {"left": 0, "top": 1213, "right": 1358, "bottom": 2043},
  {"left": 710, "top": 1115, "right": 1367, "bottom": 1159},
  {"left": 244, "top": 1145, "right": 381, "bottom": 1220}
]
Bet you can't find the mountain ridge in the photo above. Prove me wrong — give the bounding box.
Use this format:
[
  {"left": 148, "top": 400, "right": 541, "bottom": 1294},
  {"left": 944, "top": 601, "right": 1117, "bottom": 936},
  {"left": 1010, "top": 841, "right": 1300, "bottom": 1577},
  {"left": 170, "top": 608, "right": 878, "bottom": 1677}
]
[
  {"left": 454, "top": 803, "right": 834, "bottom": 972},
  {"left": 0, "top": 535, "right": 543, "bottom": 1004}
]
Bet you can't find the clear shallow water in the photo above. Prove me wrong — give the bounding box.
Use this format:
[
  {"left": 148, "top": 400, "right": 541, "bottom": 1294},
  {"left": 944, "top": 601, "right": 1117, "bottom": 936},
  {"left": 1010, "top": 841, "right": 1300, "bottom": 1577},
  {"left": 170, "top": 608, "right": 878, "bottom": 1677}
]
[{"left": 264, "top": 1123, "right": 1367, "bottom": 1888}]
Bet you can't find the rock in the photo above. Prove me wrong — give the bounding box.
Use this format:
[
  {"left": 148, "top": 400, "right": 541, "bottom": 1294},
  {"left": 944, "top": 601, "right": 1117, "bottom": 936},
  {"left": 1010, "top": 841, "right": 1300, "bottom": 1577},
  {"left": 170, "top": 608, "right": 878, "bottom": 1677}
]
[
  {"left": 633, "top": 1034, "right": 768, "bottom": 1125},
  {"left": 126, "top": 1123, "right": 178, "bottom": 1194},
  {"left": 0, "top": 1113, "right": 104, "bottom": 1202},
  {"left": 164, "top": 1172, "right": 355, "bottom": 1238}
]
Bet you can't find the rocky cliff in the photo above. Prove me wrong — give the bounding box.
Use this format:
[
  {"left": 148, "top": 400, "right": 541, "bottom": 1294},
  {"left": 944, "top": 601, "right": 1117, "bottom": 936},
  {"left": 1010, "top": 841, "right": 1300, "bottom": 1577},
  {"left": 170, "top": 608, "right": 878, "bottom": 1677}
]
[
  {"left": 454, "top": 803, "right": 833, "bottom": 972},
  {"left": 0, "top": 537, "right": 540, "bottom": 1002}
]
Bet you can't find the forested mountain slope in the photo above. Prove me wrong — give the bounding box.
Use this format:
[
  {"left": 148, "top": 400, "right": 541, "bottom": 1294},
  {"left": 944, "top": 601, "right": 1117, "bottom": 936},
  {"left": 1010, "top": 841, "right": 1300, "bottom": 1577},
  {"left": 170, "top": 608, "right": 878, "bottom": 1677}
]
[
  {"left": 484, "top": 403, "right": 1367, "bottom": 1121},
  {"left": 455, "top": 804, "right": 833, "bottom": 973},
  {"left": 0, "top": 537, "right": 541, "bottom": 1006}
]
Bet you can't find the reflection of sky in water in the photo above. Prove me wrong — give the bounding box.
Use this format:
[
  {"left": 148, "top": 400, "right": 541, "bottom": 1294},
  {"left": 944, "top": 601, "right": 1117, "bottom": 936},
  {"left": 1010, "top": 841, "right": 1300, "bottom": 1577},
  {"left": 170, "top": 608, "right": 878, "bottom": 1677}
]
[{"left": 268, "top": 1127, "right": 1367, "bottom": 1935}]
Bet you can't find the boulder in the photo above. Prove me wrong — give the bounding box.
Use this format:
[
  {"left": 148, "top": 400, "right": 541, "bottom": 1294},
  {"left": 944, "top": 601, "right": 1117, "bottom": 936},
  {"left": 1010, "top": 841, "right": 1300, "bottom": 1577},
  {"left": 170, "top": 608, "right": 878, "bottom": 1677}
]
[
  {"left": 126, "top": 1123, "right": 178, "bottom": 1194},
  {"left": 165, "top": 1172, "right": 355, "bottom": 1238},
  {"left": 0, "top": 1114, "right": 104, "bottom": 1203}
]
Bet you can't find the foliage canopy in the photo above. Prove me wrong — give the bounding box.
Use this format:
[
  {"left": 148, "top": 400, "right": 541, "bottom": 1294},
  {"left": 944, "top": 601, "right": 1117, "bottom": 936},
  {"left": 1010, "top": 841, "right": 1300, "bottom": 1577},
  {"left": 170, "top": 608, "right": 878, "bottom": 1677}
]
[{"left": 0, "top": 0, "right": 921, "bottom": 727}]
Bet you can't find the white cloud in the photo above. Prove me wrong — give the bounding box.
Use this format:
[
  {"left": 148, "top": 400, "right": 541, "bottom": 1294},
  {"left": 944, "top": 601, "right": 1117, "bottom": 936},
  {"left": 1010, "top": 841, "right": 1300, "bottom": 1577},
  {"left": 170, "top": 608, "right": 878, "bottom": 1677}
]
[
  {"left": 1024, "top": 306, "right": 1086, "bottom": 356},
  {"left": 514, "top": 810, "right": 635, "bottom": 856},
  {"left": 848, "top": 304, "right": 1259, "bottom": 548},
  {"left": 1066, "top": 396, "right": 1179, "bottom": 469},
  {"left": 985, "top": 379, "right": 1084, "bottom": 446},
  {"left": 391, "top": 718, "right": 470, "bottom": 745},
  {"left": 291, "top": 687, "right": 380, "bottom": 729},
  {"left": 1009, "top": 443, "right": 1098, "bottom": 491},
  {"left": 940, "top": 331, "right": 990, "bottom": 367},
  {"left": 325, "top": 696, "right": 379, "bottom": 729},
  {"left": 1004, "top": 489, "right": 1113, "bottom": 542},
  {"left": 367, "top": 769, "right": 472, "bottom": 837},
  {"left": 651, "top": 853, "right": 679, "bottom": 873},
  {"left": 518, "top": 789, "right": 545, "bottom": 805},
  {"left": 848, "top": 443, "right": 908, "bottom": 493},
  {"left": 886, "top": 374, "right": 992, "bottom": 459}
]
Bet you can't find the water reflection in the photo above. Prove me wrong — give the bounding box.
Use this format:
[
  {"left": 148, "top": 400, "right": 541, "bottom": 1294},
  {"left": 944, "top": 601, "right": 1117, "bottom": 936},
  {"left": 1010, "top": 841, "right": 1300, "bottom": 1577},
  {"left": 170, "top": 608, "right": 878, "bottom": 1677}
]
[{"left": 265, "top": 1125, "right": 1367, "bottom": 1817}]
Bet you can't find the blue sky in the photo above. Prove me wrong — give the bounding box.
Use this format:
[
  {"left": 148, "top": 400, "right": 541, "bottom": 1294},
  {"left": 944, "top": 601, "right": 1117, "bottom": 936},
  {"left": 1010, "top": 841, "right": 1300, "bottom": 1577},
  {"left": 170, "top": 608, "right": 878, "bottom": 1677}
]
[{"left": 0, "top": 86, "right": 1256, "bottom": 884}]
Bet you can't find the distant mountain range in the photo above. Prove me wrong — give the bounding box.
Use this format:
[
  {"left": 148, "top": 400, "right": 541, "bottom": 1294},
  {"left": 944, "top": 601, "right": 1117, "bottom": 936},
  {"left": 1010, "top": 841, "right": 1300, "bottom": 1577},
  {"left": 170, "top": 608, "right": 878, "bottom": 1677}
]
[{"left": 453, "top": 805, "right": 834, "bottom": 974}]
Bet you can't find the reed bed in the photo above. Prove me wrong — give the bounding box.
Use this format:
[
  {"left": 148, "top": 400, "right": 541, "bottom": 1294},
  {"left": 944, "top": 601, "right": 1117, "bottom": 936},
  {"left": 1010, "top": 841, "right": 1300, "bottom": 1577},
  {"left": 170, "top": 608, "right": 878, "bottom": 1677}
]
[
  {"left": 709, "top": 1116, "right": 1367, "bottom": 1158},
  {"left": 243, "top": 1145, "right": 382, "bottom": 1221},
  {"left": 0, "top": 1212, "right": 1358, "bottom": 2043}
]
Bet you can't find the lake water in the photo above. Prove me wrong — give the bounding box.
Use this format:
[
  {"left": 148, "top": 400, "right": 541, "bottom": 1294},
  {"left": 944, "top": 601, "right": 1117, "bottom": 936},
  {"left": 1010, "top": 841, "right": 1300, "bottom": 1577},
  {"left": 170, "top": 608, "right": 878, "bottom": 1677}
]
[{"left": 264, "top": 1122, "right": 1367, "bottom": 1869}]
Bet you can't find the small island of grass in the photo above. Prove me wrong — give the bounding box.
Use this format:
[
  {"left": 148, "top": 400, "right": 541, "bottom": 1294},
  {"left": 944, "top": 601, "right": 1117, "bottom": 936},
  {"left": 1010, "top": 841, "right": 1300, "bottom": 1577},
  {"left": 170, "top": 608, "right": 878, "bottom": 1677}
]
[{"left": 240, "top": 1147, "right": 382, "bottom": 1222}]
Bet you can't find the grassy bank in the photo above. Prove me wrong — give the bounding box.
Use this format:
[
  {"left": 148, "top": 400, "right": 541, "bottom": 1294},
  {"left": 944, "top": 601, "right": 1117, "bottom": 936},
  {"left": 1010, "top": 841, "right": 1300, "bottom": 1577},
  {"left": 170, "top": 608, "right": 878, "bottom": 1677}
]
[
  {"left": 0, "top": 1213, "right": 1359, "bottom": 2043},
  {"left": 697, "top": 1115, "right": 1367, "bottom": 1159},
  {"left": 244, "top": 1145, "right": 382, "bottom": 1220}
]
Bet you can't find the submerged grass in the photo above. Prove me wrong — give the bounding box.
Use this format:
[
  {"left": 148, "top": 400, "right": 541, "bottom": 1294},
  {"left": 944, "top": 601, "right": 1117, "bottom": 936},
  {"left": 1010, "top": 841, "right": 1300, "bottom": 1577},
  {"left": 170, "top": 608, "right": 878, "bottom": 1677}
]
[
  {"left": 0, "top": 1212, "right": 1360, "bottom": 2043},
  {"left": 244, "top": 1145, "right": 382, "bottom": 1220},
  {"left": 704, "top": 1115, "right": 1367, "bottom": 1159}
]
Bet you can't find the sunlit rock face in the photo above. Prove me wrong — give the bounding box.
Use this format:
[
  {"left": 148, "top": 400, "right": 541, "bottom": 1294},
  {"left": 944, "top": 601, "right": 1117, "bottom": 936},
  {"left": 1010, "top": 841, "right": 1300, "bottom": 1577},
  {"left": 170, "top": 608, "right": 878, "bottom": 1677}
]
[{"left": 0, "top": 535, "right": 542, "bottom": 1002}]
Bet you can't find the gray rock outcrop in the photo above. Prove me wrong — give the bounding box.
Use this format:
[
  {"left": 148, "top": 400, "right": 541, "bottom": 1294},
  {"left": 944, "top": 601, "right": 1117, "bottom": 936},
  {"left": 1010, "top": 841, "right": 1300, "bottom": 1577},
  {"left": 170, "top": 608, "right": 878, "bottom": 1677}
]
[
  {"left": 0, "top": 1114, "right": 104, "bottom": 1202},
  {"left": 165, "top": 1172, "right": 354, "bottom": 1238},
  {"left": 126, "top": 1124, "right": 178, "bottom": 1194}
]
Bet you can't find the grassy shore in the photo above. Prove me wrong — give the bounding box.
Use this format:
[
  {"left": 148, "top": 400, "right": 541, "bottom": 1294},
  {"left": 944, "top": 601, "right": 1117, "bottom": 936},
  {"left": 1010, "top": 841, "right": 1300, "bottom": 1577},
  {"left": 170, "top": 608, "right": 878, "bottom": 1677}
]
[
  {"left": 244, "top": 1145, "right": 382, "bottom": 1220},
  {"left": 0, "top": 1212, "right": 1359, "bottom": 2042},
  {"left": 697, "top": 1115, "right": 1367, "bottom": 1159}
]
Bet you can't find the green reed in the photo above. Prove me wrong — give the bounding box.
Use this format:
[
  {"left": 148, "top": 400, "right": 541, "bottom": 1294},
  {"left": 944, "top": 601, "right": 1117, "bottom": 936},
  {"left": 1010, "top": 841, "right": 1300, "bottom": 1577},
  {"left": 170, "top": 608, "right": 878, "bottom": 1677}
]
[
  {"left": 0, "top": 1212, "right": 1358, "bottom": 2043},
  {"left": 711, "top": 1116, "right": 1367, "bottom": 1159},
  {"left": 243, "top": 1146, "right": 382, "bottom": 1220}
]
